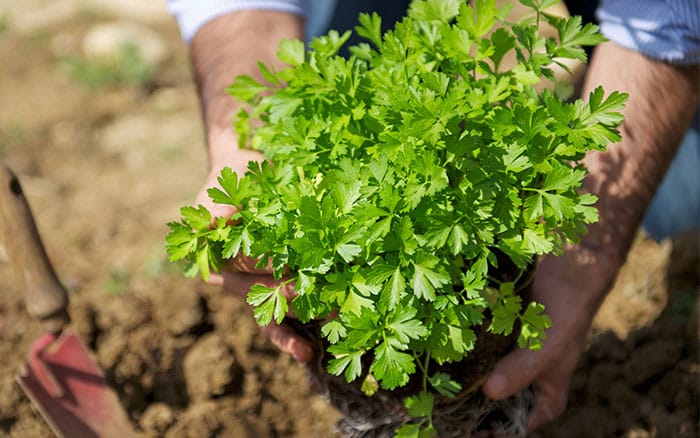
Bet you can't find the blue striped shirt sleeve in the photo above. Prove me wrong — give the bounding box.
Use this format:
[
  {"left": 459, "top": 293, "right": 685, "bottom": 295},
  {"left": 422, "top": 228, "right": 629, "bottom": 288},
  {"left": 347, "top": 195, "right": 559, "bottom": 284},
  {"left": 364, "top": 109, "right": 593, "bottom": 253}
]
[
  {"left": 597, "top": 0, "right": 700, "bottom": 65},
  {"left": 167, "top": 0, "right": 309, "bottom": 42}
]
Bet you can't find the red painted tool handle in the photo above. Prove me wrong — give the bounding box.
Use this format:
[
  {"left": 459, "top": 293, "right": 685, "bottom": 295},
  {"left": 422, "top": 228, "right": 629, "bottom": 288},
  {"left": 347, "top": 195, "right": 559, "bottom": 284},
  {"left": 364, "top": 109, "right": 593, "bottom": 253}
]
[{"left": 0, "top": 163, "right": 69, "bottom": 333}]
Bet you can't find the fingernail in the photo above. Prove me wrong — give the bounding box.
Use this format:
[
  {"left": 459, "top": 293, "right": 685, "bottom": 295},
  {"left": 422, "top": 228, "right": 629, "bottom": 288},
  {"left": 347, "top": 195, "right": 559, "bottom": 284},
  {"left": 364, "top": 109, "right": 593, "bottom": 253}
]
[{"left": 484, "top": 373, "right": 507, "bottom": 399}]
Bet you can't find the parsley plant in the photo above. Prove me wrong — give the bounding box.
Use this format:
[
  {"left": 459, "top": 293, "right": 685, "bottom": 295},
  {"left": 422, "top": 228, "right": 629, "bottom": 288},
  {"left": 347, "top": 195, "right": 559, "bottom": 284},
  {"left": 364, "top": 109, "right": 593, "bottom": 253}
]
[{"left": 167, "top": 0, "right": 626, "bottom": 434}]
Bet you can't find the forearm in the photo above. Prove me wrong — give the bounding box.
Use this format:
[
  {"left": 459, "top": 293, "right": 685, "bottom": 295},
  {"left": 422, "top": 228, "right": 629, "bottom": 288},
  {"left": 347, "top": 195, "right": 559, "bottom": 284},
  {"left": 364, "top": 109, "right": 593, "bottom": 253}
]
[
  {"left": 579, "top": 41, "right": 699, "bottom": 296},
  {"left": 191, "top": 11, "right": 304, "bottom": 167},
  {"left": 584, "top": 43, "right": 700, "bottom": 261}
]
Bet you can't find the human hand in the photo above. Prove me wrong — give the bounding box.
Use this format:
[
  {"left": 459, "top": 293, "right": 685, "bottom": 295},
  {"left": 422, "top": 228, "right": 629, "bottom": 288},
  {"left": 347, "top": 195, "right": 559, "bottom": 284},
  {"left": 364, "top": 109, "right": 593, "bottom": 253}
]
[
  {"left": 482, "top": 244, "right": 621, "bottom": 431},
  {"left": 196, "top": 143, "right": 314, "bottom": 363}
]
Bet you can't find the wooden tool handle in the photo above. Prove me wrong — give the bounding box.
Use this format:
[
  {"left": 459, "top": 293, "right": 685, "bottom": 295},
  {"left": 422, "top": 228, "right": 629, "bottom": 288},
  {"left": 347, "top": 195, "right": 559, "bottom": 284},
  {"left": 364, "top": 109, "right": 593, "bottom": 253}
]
[{"left": 0, "top": 163, "right": 69, "bottom": 333}]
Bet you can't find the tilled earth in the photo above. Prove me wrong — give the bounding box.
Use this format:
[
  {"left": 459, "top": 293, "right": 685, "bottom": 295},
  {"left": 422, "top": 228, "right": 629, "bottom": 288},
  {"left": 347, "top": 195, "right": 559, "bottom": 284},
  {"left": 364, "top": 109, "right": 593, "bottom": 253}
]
[{"left": 0, "top": 3, "right": 698, "bottom": 437}]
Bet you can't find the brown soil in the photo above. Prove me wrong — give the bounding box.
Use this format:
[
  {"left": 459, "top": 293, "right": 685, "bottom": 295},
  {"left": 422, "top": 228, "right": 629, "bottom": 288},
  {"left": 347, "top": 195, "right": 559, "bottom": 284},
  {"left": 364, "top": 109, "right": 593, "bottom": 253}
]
[{"left": 0, "top": 6, "right": 698, "bottom": 438}]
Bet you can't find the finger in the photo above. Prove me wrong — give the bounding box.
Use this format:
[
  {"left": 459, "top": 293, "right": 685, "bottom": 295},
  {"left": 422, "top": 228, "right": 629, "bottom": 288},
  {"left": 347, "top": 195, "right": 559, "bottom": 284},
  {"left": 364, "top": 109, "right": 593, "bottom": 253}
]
[
  {"left": 229, "top": 253, "right": 274, "bottom": 274},
  {"left": 260, "top": 321, "right": 314, "bottom": 363},
  {"left": 526, "top": 380, "right": 568, "bottom": 432},
  {"left": 209, "top": 271, "right": 297, "bottom": 301},
  {"left": 482, "top": 347, "right": 544, "bottom": 401}
]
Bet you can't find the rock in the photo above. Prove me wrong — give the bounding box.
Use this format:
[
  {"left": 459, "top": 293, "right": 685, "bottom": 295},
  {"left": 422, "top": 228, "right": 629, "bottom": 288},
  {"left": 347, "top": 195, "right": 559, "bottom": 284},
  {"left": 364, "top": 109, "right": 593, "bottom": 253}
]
[
  {"left": 82, "top": 21, "right": 169, "bottom": 67},
  {"left": 183, "top": 333, "right": 242, "bottom": 401},
  {"left": 139, "top": 402, "right": 175, "bottom": 435}
]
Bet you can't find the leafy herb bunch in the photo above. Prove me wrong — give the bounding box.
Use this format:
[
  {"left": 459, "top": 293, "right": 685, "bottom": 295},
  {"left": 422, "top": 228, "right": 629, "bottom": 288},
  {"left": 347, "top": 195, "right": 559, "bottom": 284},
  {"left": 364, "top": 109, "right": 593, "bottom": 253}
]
[{"left": 167, "top": 0, "right": 626, "bottom": 422}]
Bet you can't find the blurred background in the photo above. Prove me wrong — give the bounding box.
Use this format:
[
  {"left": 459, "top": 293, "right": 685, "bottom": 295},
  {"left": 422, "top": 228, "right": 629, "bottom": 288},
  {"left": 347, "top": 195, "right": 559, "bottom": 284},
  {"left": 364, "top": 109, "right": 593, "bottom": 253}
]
[{"left": 0, "top": 1, "right": 697, "bottom": 437}]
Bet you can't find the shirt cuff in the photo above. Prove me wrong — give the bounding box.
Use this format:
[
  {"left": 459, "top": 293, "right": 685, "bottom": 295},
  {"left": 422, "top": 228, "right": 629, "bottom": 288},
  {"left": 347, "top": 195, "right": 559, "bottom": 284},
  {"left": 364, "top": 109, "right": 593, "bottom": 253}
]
[
  {"left": 167, "top": 0, "right": 308, "bottom": 42},
  {"left": 597, "top": 0, "right": 700, "bottom": 65}
]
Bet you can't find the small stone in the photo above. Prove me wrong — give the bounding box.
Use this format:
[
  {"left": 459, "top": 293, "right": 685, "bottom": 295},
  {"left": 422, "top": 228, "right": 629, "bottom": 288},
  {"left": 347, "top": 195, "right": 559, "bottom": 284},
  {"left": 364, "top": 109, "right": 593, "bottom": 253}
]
[
  {"left": 139, "top": 402, "right": 175, "bottom": 435},
  {"left": 82, "top": 21, "right": 169, "bottom": 67}
]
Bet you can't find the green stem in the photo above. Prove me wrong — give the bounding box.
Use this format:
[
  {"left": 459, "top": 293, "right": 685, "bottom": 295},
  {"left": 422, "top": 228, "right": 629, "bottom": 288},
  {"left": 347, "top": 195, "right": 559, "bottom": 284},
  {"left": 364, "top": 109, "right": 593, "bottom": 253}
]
[{"left": 422, "top": 352, "right": 431, "bottom": 393}]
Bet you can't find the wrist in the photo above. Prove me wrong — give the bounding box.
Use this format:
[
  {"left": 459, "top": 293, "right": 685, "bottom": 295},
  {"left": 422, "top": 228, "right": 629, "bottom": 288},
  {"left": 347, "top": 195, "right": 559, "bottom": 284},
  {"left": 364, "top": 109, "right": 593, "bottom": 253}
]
[
  {"left": 535, "top": 241, "right": 623, "bottom": 338},
  {"left": 190, "top": 10, "right": 304, "bottom": 169}
]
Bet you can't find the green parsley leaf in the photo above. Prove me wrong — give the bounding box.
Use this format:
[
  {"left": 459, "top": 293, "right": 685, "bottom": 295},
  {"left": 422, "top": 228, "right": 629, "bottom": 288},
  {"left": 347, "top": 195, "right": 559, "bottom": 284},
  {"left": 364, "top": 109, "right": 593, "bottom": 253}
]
[
  {"left": 277, "top": 38, "right": 305, "bottom": 66},
  {"left": 247, "top": 284, "right": 289, "bottom": 326},
  {"left": 405, "top": 391, "right": 434, "bottom": 418}
]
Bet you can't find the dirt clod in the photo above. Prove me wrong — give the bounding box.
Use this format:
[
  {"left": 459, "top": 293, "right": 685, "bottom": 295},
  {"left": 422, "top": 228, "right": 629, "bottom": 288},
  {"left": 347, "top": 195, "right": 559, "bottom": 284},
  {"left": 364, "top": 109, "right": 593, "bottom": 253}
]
[
  {"left": 139, "top": 402, "right": 175, "bottom": 435},
  {"left": 183, "top": 333, "right": 242, "bottom": 401}
]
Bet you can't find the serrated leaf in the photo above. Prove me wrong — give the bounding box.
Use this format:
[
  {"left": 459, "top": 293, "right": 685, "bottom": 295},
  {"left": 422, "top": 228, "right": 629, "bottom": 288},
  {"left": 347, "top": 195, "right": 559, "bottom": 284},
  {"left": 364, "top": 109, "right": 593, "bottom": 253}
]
[
  {"left": 387, "top": 307, "right": 428, "bottom": 344},
  {"left": 355, "top": 12, "right": 383, "bottom": 48},
  {"left": 371, "top": 341, "right": 414, "bottom": 389},
  {"left": 428, "top": 372, "right": 463, "bottom": 398},
  {"left": 181, "top": 205, "right": 211, "bottom": 230},
  {"left": 448, "top": 224, "right": 470, "bottom": 256},
  {"left": 518, "top": 302, "right": 552, "bottom": 349},
  {"left": 523, "top": 228, "right": 553, "bottom": 254},
  {"left": 380, "top": 267, "right": 407, "bottom": 311},
  {"left": 457, "top": 0, "right": 497, "bottom": 38},
  {"left": 555, "top": 15, "right": 606, "bottom": 49},
  {"left": 405, "top": 391, "right": 434, "bottom": 417},
  {"left": 412, "top": 255, "right": 450, "bottom": 301},
  {"left": 327, "top": 347, "right": 364, "bottom": 382},
  {"left": 490, "top": 27, "right": 515, "bottom": 71},
  {"left": 341, "top": 289, "right": 375, "bottom": 316},
  {"left": 247, "top": 284, "right": 288, "bottom": 326},
  {"left": 337, "top": 243, "right": 362, "bottom": 263},
  {"left": 209, "top": 167, "right": 250, "bottom": 207},
  {"left": 410, "top": 0, "right": 462, "bottom": 23},
  {"left": 395, "top": 423, "right": 422, "bottom": 438},
  {"left": 321, "top": 319, "right": 347, "bottom": 344},
  {"left": 165, "top": 223, "right": 199, "bottom": 260},
  {"left": 489, "top": 293, "right": 522, "bottom": 335},
  {"left": 586, "top": 87, "right": 628, "bottom": 125},
  {"left": 226, "top": 75, "right": 267, "bottom": 101},
  {"left": 332, "top": 180, "right": 363, "bottom": 214},
  {"left": 277, "top": 38, "right": 305, "bottom": 66}
]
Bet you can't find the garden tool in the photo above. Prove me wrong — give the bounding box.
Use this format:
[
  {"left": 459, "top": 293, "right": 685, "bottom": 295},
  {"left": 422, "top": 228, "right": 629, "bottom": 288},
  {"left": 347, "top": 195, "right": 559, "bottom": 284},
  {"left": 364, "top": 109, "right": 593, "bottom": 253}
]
[{"left": 0, "top": 163, "right": 134, "bottom": 437}]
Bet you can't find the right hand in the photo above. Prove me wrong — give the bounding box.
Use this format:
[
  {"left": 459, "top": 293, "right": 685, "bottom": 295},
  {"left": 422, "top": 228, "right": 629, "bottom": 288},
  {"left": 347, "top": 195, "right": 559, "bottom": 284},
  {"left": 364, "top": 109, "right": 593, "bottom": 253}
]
[
  {"left": 197, "top": 146, "right": 314, "bottom": 363},
  {"left": 482, "top": 243, "right": 621, "bottom": 431}
]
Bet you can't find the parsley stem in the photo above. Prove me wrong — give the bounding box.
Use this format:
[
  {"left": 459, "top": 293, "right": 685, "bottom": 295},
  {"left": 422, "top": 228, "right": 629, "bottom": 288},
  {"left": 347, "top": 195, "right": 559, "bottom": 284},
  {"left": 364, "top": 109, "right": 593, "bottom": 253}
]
[{"left": 422, "top": 352, "right": 431, "bottom": 393}]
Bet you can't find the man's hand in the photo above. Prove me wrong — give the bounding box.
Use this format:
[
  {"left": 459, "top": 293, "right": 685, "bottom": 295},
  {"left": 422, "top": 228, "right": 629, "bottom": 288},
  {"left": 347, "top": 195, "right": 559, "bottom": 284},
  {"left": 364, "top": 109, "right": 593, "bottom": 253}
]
[
  {"left": 195, "top": 142, "right": 314, "bottom": 364},
  {"left": 188, "top": 10, "right": 311, "bottom": 362},
  {"left": 482, "top": 244, "right": 620, "bottom": 431},
  {"left": 206, "top": 258, "right": 314, "bottom": 364},
  {"left": 484, "top": 41, "right": 698, "bottom": 431}
]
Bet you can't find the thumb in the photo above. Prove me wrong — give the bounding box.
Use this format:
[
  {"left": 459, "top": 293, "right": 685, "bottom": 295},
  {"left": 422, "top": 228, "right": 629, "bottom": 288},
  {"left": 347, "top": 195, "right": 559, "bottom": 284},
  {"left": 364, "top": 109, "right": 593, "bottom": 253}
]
[
  {"left": 482, "top": 347, "right": 543, "bottom": 401},
  {"left": 195, "top": 184, "right": 236, "bottom": 220},
  {"left": 482, "top": 342, "right": 578, "bottom": 432}
]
